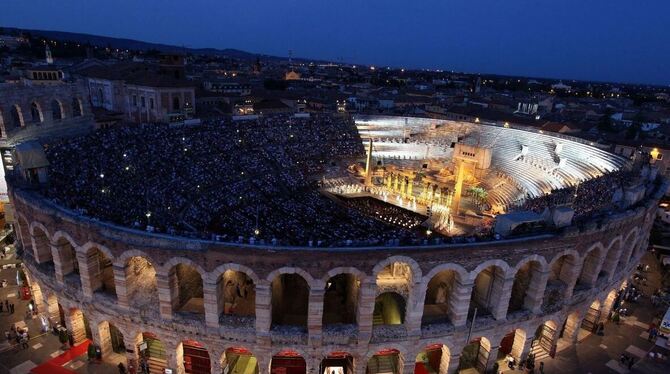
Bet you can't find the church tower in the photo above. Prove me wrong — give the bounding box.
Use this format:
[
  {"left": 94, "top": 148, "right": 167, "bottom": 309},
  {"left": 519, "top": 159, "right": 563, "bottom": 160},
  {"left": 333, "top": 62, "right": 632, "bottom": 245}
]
[{"left": 45, "top": 44, "right": 54, "bottom": 65}]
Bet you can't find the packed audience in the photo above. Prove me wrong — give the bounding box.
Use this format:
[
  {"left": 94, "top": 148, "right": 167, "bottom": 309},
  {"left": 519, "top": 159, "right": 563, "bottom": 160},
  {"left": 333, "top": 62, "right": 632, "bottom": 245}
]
[
  {"left": 512, "top": 169, "right": 638, "bottom": 220},
  {"left": 44, "top": 114, "right": 430, "bottom": 246}
]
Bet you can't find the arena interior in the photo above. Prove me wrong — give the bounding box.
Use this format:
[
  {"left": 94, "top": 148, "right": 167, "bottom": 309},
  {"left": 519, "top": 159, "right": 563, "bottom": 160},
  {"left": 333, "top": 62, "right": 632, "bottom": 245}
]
[{"left": 6, "top": 111, "right": 666, "bottom": 374}]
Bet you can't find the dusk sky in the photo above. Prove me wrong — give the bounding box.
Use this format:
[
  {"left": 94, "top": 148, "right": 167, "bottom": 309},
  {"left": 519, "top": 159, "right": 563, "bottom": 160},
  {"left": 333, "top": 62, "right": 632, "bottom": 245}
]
[{"left": 2, "top": 0, "right": 669, "bottom": 85}]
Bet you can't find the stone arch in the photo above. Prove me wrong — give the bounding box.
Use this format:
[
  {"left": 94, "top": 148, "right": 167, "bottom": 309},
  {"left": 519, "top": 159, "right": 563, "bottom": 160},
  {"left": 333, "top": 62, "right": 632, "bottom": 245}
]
[
  {"left": 72, "top": 97, "right": 83, "bottom": 117},
  {"left": 97, "top": 320, "right": 126, "bottom": 359},
  {"left": 164, "top": 260, "right": 206, "bottom": 318},
  {"left": 421, "top": 263, "right": 469, "bottom": 327},
  {"left": 51, "top": 231, "right": 81, "bottom": 287},
  {"left": 468, "top": 261, "right": 509, "bottom": 318},
  {"left": 68, "top": 307, "right": 92, "bottom": 344},
  {"left": 15, "top": 214, "right": 33, "bottom": 255},
  {"left": 208, "top": 263, "right": 260, "bottom": 285},
  {"left": 266, "top": 266, "right": 317, "bottom": 288},
  {"left": 459, "top": 337, "right": 492, "bottom": 373},
  {"left": 51, "top": 99, "right": 64, "bottom": 121},
  {"left": 30, "top": 101, "right": 44, "bottom": 123},
  {"left": 577, "top": 243, "right": 606, "bottom": 287},
  {"left": 601, "top": 236, "right": 623, "bottom": 280},
  {"left": 544, "top": 249, "right": 580, "bottom": 308},
  {"left": 366, "top": 348, "right": 404, "bottom": 374},
  {"left": 221, "top": 347, "right": 259, "bottom": 374},
  {"left": 177, "top": 338, "right": 212, "bottom": 374},
  {"left": 617, "top": 228, "right": 639, "bottom": 272},
  {"left": 270, "top": 270, "right": 310, "bottom": 328},
  {"left": 10, "top": 104, "right": 24, "bottom": 128},
  {"left": 121, "top": 252, "right": 159, "bottom": 314},
  {"left": 508, "top": 256, "right": 546, "bottom": 313},
  {"left": 80, "top": 242, "right": 116, "bottom": 297},
  {"left": 415, "top": 344, "right": 450, "bottom": 374},
  {"left": 323, "top": 269, "right": 363, "bottom": 326},
  {"left": 212, "top": 264, "right": 257, "bottom": 321}
]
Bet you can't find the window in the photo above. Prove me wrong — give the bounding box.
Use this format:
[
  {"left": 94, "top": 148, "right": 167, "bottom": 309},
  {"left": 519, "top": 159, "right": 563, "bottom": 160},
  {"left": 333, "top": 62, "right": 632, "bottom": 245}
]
[
  {"left": 72, "top": 98, "right": 83, "bottom": 117},
  {"left": 172, "top": 96, "right": 180, "bottom": 111},
  {"left": 132, "top": 95, "right": 137, "bottom": 106},
  {"left": 30, "top": 102, "right": 42, "bottom": 124},
  {"left": 141, "top": 96, "right": 146, "bottom": 108},
  {"left": 51, "top": 100, "right": 63, "bottom": 120},
  {"left": 150, "top": 98, "right": 154, "bottom": 110},
  {"left": 10, "top": 105, "right": 23, "bottom": 128},
  {"left": 657, "top": 153, "right": 663, "bottom": 160}
]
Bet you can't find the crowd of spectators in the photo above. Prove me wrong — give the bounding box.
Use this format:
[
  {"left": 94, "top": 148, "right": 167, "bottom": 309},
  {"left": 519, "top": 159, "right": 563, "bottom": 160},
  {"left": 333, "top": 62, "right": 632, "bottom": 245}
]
[
  {"left": 512, "top": 169, "right": 637, "bottom": 220},
  {"left": 44, "top": 114, "right": 430, "bottom": 246}
]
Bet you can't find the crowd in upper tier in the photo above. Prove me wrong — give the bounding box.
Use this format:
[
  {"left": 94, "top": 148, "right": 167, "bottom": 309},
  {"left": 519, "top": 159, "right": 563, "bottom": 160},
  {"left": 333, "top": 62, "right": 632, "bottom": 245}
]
[
  {"left": 512, "top": 168, "right": 638, "bottom": 220},
  {"left": 44, "top": 114, "right": 430, "bottom": 246}
]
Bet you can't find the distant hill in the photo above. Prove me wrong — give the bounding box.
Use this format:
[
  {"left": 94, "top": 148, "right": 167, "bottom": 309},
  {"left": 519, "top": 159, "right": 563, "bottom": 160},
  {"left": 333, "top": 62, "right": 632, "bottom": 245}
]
[{"left": 2, "top": 27, "right": 291, "bottom": 61}]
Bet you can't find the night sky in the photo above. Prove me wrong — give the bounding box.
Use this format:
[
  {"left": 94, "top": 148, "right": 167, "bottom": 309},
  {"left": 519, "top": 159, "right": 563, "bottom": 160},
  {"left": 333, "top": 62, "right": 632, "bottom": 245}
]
[{"left": 2, "top": 0, "right": 669, "bottom": 85}]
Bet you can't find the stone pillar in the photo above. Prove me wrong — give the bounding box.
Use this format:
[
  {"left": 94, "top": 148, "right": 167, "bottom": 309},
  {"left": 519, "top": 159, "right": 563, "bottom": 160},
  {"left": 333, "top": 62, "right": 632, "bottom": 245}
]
[
  {"left": 95, "top": 321, "right": 114, "bottom": 360},
  {"left": 255, "top": 283, "right": 272, "bottom": 342},
  {"left": 491, "top": 276, "right": 514, "bottom": 320},
  {"left": 204, "top": 280, "right": 220, "bottom": 329},
  {"left": 123, "top": 333, "right": 139, "bottom": 371},
  {"left": 446, "top": 353, "right": 461, "bottom": 374},
  {"left": 525, "top": 270, "right": 549, "bottom": 314},
  {"left": 486, "top": 345, "right": 500, "bottom": 372},
  {"left": 518, "top": 336, "right": 535, "bottom": 363},
  {"left": 156, "top": 271, "right": 174, "bottom": 320},
  {"left": 113, "top": 265, "right": 130, "bottom": 310},
  {"left": 308, "top": 285, "right": 325, "bottom": 346},
  {"left": 449, "top": 279, "right": 473, "bottom": 327},
  {"left": 31, "top": 234, "right": 50, "bottom": 264},
  {"left": 356, "top": 279, "right": 376, "bottom": 343},
  {"left": 561, "top": 257, "right": 581, "bottom": 300},
  {"left": 51, "top": 243, "right": 67, "bottom": 284},
  {"left": 405, "top": 282, "right": 424, "bottom": 337},
  {"left": 77, "top": 249, "right": 98, "bottom": 299}
]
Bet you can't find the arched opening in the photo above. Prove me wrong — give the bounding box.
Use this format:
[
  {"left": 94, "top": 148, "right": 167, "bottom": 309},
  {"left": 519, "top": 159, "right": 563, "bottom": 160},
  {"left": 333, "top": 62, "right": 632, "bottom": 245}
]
[
  {"left": 97, "top": 321, "right": 126, "bottom": 360},
  {"left": 221, "top": 347, "right": 259, "bottom": 374},
  {"left": 216, "top": 270, "right": 255, "bottom": 324},
  {"left": 617, "top": 235, "right": 636, "bottom": 272},
  {"left": 271, "top": 273, "right": 309, "bottom": 328},
  {"left": 169, "top": 263, "right": 204, "bottom": 318},
  {"left": 31, "top": 225, "right": 53, "bottom": 267},
  {"left": 496, "top": 329, "right": 526, "bottom": 370},
  {"left": 415, "top": 344, "right": 449, "bottom": 374},
  {"left": 72, "top": 98, "right": 83, "bottom": 117},
  {"left": 323, "top": 273, "right": 359, "bottom": 327},
  {"left": 422, "top": 269, "right": 460, "bottom": 326},
  {"left": 373, "top": 292, "right": 406, "bottom": 325},
  {"left": 458, "top": 337, "right": 491, "bottom": 374},
  {"left": 51, "top": 99, "right": 63, "bottom": 120},
  {"left": 601, "top": 242, "right": 621, "bottom": 280},
  {"left": 367, "top": 349, "right": 402, "bottom": 374},
  {"left": 135, "top": 332, "right": 167, "bottom": 374},
  {"left": 173, "top": 96, "right": 181, "bottom": 111},
  {"left": 543, "top": 254, "right": 578, "bottom": 311},
  {"left": 0, "top": 109, "right": 4, "bottom": 137},
  {"left": 531, "top": 321, "right": 557, "bottom": 361},
  {"left": 178, "top": 339, "right": 211, "bottom": 374},
  {"left": 470, "top": 265, "right": 505, "bottom": 318},
  {"left": 508, "top": 261, "right": 542, "bottom": 313},
  {"left": 602, "top": 289, "right": 619, "bottom": 319},
  {"left": 581, "top": 300, "right": 601, "bottom": 336},
  {"left": 10, "top": 105, "right": 24, "bottom": 128},
  {"left": 271, "top": 350, "right": 306, "bottom": 374},
  {"left": 577, "top": 246, "right": 604, "bottom": 289},
  {"left": 561, "top": 311, "right": 582, "bottom": 343},
  {"left": 53, "top": 236, "right": 80, "bottom": 288},
  {"left": 320, "top": 352, "right": 354, "bottom": 374},
  {"left": 69, "top": 308, "right": 92, "bottom": 345},
  {"left": 86, "top": 247, "right": 116, "bottom": 297},
  {"left": 125, "top": 256, "right": 158, "bottom": 315},
  {"left": 30, "top": 101, "right": 43, "bottom": 124}
]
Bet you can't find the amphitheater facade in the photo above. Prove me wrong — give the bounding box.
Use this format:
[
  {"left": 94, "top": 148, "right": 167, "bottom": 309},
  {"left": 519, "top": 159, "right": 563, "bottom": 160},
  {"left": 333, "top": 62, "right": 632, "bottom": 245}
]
[{"left": 11, "top": 168, "right": 664, "bottom": 374}]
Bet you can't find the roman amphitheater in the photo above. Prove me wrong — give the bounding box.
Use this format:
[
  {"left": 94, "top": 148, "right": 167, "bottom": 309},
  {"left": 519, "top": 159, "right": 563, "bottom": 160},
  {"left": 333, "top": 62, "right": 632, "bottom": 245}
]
[{"left": 6, "top": 113, "right": 666, "bottom": 374}]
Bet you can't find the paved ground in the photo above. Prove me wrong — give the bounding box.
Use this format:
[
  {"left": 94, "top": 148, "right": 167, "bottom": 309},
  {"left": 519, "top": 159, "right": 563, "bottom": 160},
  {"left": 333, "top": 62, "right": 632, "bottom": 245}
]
[
  {"left": 501, "top": 251, "right": 669, "bottom": 374},
  {"left": 0, "top": 245, "right": 121, "bottom": 374}
]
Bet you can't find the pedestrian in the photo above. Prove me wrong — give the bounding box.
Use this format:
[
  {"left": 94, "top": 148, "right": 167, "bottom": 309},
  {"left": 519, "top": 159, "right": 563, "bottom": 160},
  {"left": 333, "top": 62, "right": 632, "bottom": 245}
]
[
  {"left": 117, "top": 362, "right": 127, "bottom": 374},
  {"left": 539, "top": 361, "right": 544, "bottom": 374},
  {"left": 0, "top": 302, "right": 3, "bottom": 313},
  {"left": 627, "top": 357, "right": 635, "bottom": 370},
  {"left": 20, "top": 334, "right": 28, "bottom": 349},
  {"left": 4, "top": 300, "right": 8, "bottom": 310},
  {"left": 10, "top": 303, "right": 14, "bottom": 314},
  {"left": 4, "top": 330, "right": 10, "bottom": 342}
]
